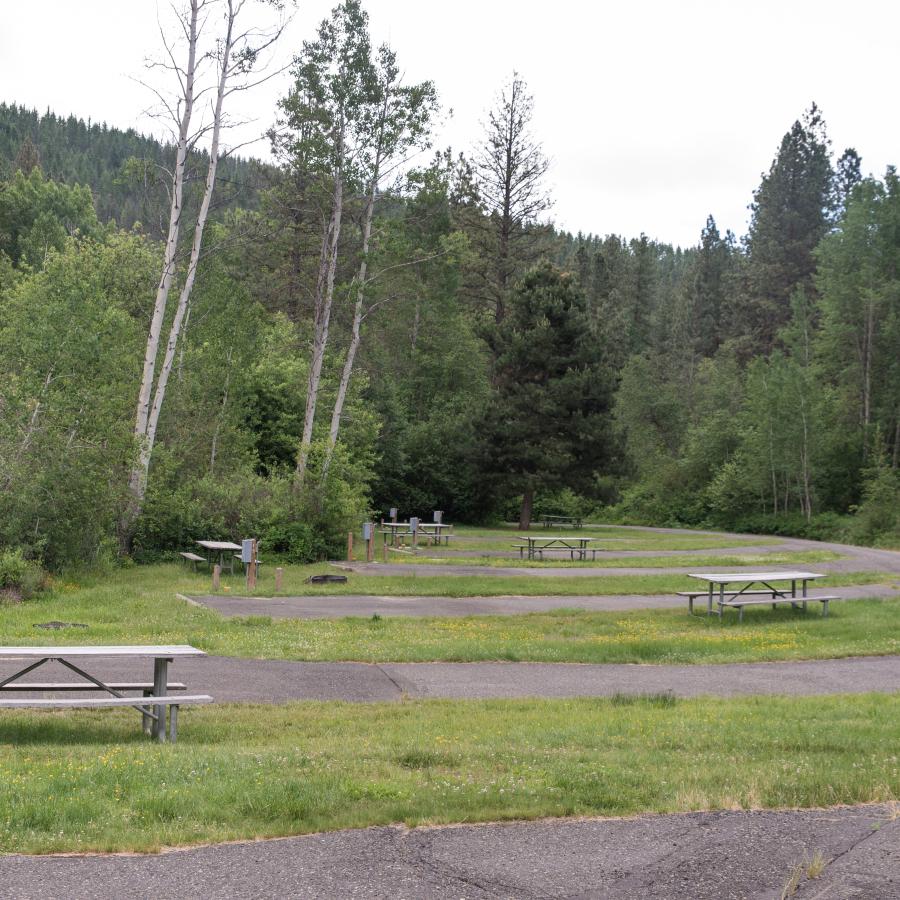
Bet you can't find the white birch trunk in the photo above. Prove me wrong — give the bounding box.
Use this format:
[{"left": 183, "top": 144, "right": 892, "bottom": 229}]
[
  {"left": 320, "top": 176, "right": 377, "bottom": 483},
  {"left": 121, "top": 0, "right": 200, "bottom": 541},
  {"left": 144, "top": 43, "right": 230, "bottom": 461},
  {"left": 122, "top": 0, "right": 240, "bottom": 546},
  {"left": 294, "top": 127, "right": 345, "bottom": 491}
]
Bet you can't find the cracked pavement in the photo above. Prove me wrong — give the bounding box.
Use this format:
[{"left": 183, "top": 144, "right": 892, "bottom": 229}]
[{"left": 1, "top": 805, "right": 896, "bottom": 898}]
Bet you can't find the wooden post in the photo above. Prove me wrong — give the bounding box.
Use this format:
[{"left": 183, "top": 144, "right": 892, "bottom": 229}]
[
  {"left": 212, "top": 564, "right": 221, "bottom": 591},
  {"left": 347, "top": 531, "right": 354, "bottom": 561},
  {"left": 367, "top": 527, "right": 374, "bottom": 562},
  {"left": 275, "top": 566, "right": 283, "bottom": 592},
  {"left": 382, "top": 536, "right": 387, "bottom": 562},
  {"left": 247, "top": 538, "right": 257, "bottom": 591}
]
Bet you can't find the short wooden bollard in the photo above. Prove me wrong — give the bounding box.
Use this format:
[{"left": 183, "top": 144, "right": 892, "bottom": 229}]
[
  {"left": 347, "top": 531, "right": 354, "bottom": 562},
  {"left": 274, "top": 567, "right": 283, "bottom": 592},
  {"left": 212, "top": 564, "right": 221, "bottom": 591},
  {"left": 367, "top": 532, "right": 374, "bottom": 562}
]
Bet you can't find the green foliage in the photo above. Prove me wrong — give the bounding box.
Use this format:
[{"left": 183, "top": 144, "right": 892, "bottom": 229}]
[
  {"left": 260, "top": 521, "right": 330, "bottom": 563},
  {"left": 0, "top": 232, "right": 153, "bottom": 567},
  {"left": 0, "top": 167, "right": 100, "bottom": 268},
  {"left": 849, "top": 442, "right": 900, "bottom": 547},
  {"left": 0, "top": 548, "right": 47, "bottom": 600}
]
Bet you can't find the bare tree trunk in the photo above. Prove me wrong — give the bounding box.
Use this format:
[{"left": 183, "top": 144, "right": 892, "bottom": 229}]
[
  {"left": 210, "top": 346, "right": 233, "bottom": 474},
  {"left": 121, "top": 0, "right": 241, "bottom": 549},
  {"left": 893, "top": 417, "right": 900, "bottom": 469},
  {"left": 862, "top": 297, "right": 875, "bottom": 458},
  {"left": 321, "top": 173, "right": 377, "bottom": 484},
  {"left": 519, "top": 485, "right": 534, "bottom": 531},
  {"left": 294, "top": 131, "right": 345, "bottom": 492},
  {"left": 120, "top": 1, "right": 200, "bottom": 548},
  {"left": 177, "top": 299, "right": 192, "bottom": 383},
  {"left": 800, "top": 408, "right": 812, "bottom": 520},
  {"left": 411, "top": 296, "right": 420, "bottom": 351}
]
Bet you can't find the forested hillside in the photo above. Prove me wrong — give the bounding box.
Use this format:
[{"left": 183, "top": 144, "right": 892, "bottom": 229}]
[
  {"left": 0, "top": 103, "right": 271, "bottom": 236},
  {"left": 1, "top": 1, "right": 898, "bottom": 571}
]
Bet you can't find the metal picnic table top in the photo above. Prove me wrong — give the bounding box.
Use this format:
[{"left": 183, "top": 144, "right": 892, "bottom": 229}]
[
  {"left": 688, "top": 571, "right": 826, "bottom": 585},
  {"left": 522, "top": 535, "right": 595, "bottom": 545},
  {"left": 196, "top": 540, "right": 242, "bottom": 551},
  {"left": 0, "top": 645, "right": 208, "bottom": 742},
  {"left": 0, "top": 645, "right": 206, "bottom": 658}
]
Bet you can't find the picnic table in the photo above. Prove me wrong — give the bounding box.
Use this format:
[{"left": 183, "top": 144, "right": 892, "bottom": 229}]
[
  {"left": 417, "top": 523, "right": 453, "bottom": 545},
  {"left": 684, "top": 571, "right": 838, "bottom": 621},
  {"left": 0, "top": 645, "right": 212, "bottom": 742},
  {"left": 196, "top": 540, "right": 242, "bottom": 574},
  {"left": 515, "top": 535, "right": 597, "bottom": 560},
  {"left": 540, "top": 514, "right": 583, "bottom": 529},
  {"left": 380, "top": 522, "right": 413, "bottom": 547}
]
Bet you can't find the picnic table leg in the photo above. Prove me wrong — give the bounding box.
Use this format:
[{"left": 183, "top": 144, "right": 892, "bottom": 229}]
[
  {"left": 169, "top": 704, "right": 179, "bottom": 743},
  {"left": 718, "top": 584, "right": 725, "bottom": 619},
  {"left": 142, "top": 689, "right": 152, "bottom": 735},
  {"left": 707, "top": 584, "right": 713, "bottom": 615},
  {"left": 151, "top": 657, "right": 170, "bottom": 742}
]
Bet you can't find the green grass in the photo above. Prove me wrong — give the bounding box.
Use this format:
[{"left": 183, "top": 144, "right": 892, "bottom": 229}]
[
  {"left": 411, "top": 524, "right": 776, "bottom": 554},
  {"left": 0, "top": 693, "right": 897, "bottom": 853},
  {"left": 403, "top": 550, "right": 844, "bottom": 569},
  {"left": 7, "top": 565, "right": 899, "bottom": 663}
]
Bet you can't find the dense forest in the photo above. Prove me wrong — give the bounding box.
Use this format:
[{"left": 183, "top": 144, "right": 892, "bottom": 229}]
[{"left": 1, "top": 0, "right": 898, "bottom": 571}]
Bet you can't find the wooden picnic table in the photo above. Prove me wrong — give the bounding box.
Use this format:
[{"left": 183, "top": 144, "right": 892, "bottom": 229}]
[
  {"left": 686, "top": 571, "right": 834, "bottom": 621},
  {"left": 516, "top": 535, "right": 597, "bottom": 560},
  {"left": 196, "top": 540, "right": 242, "bottom": 574},
  {"left": 0, "top": 645, "right": 211, "bottom": 742}
]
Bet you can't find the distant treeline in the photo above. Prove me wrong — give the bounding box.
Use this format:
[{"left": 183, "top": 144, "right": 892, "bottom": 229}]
[{"left": 0, "top": 103, "right": 272, "bottom": 236}]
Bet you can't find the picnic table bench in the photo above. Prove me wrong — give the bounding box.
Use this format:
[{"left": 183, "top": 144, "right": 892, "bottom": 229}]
[
  {"left": 417, "top": 523, "right": 453, "bottom": 545},
  {"left": 540, "top": 514, "right": 583, "bottom": 529},
  {"left": 685, "top": 571, "right": 838, "bottom": 622},
  {"left": 0, "top": 645, "right": 212, "bottom": 742},
  {"left": 180, "top": 551, "right": 207, "bottom": 571}
]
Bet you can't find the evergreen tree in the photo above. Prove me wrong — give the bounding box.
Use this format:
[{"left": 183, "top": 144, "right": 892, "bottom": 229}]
[
  {"left": 478, "top": 263, "right": 613, "bottom": 529},
  {"left": 737, "top": 104, "right": 834, "bottom": 355}
]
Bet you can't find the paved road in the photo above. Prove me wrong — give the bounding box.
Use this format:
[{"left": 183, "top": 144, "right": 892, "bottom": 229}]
[
  {"left": 188, "top": 582, "right": 899, "bottom": 619},
  {"left": 12, "top": 654, "right": 900, "bottom": 703},
  {"left": 2, "top": 805, "right": 896, "bottom": 899}
]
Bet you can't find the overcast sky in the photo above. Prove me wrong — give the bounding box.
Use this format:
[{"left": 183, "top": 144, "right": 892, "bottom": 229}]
[{"left": 2, "top": 0, "right": 898, "bottom": 247}]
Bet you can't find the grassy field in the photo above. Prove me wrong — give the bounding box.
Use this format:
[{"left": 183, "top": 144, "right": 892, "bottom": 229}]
[
  {"left": 402, "top": 550, "right": 844, "bottom": 568},
  {"left": 390, "top": 525, "right": 775, "bottom": 554},
  {"left": 3, "top": 565, "right": 897, "bottom": 663},
  {"left": 0, "top": 693, "right": 897, "bottom": 853},
  {"left": 1, "top": 523, "right": 898, "bottom": 856}
]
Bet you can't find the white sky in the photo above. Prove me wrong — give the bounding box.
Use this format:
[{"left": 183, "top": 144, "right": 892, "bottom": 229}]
[{"left": 2, "top": 0, "right": 899, "bottom": 247}]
